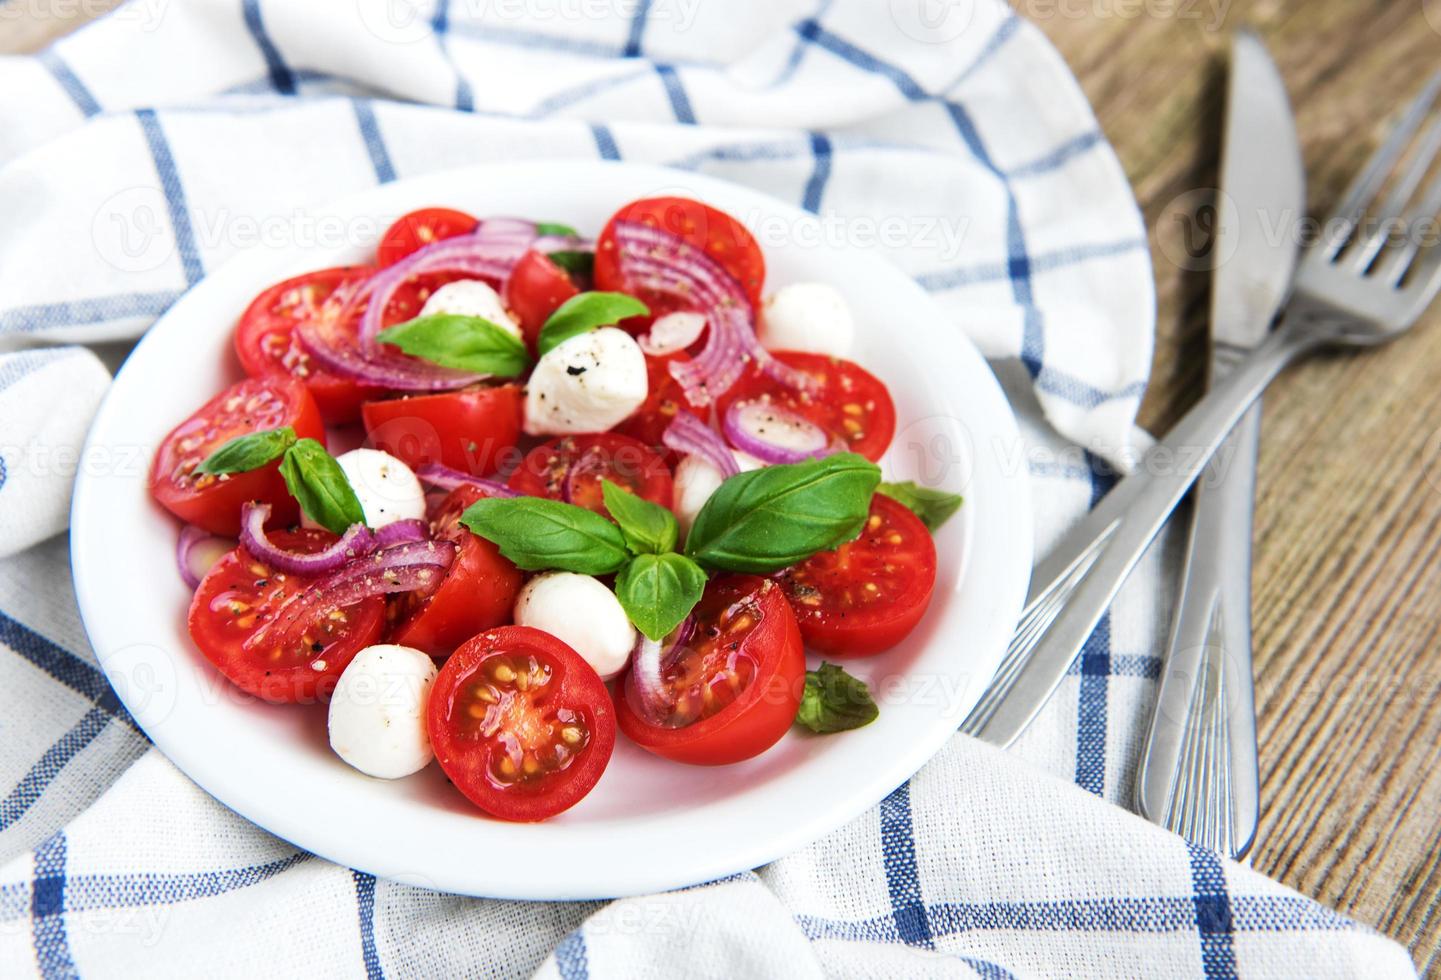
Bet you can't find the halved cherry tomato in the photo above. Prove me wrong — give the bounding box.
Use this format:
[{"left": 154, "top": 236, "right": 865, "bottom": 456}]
[
  {"left": 362, "top": 385, "right": 522, "bottom": 477},
  {"left": 377, "top": 207, "right": 479, "bottom": 267},
  {"left": 388, "top": 486, "right": 523, "bottom": 655},
  {"left": 188, "top": 529, "right": 386, "bottom": 703},
  {"left": 150, "top": 377, "right": 324, "bottom": 535},
  {"left": 505, "top": 250, "right": 580, "bottom": 352},
  {"left": 616, "top": 576, "right": 804, "bottom": 766},
  {"left": 594, "top": 197, "right": 766, "bottom": 324},
  {"left": 233, "top": 266, "right": 384, "bottom": 424},
  {"left": 775, "top": 493, "right": 937, "bottom": 657},
  {"left": 715, "top": 351, "right": 896, "bottom": 462},
  {"left": 507, "top": 433, "right": 673, "bottom": 514},
  {"left": 613, "top": 353, "right": 707, "bottom": 462},
  {"left": 428, "top": 626, "right": 616, "bottom": 821}
]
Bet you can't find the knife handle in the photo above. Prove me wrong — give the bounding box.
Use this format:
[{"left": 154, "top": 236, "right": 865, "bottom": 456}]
[{"left": 1135, "top": 401, "right": 1262, "bottom": 859}]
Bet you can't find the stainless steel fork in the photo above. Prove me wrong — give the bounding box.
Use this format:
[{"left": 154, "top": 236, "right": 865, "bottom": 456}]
[{"left": 964, "top": 73, "right": 1441, "bottom": 749}]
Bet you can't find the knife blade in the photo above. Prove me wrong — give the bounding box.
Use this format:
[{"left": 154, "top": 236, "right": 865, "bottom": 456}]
[
  {"left": 961, "top": 31, "right": 1304, "bottom": 751},
  {"left": 1134, "top": 30, "right": 1305, "bottom": 857}
]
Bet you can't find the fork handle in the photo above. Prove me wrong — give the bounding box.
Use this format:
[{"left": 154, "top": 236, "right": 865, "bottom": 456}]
[
  {"left": 963, "top": 319, "right": 1330, "bottom": 748},
  {"left": 1135, "top": 401, "right": 1261, "bottom": 859}
]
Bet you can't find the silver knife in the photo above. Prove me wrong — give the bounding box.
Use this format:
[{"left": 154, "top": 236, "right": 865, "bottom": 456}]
[
  {"left": 960, "top": 32, "right": 1304, "bottom": 754},
  {"left": 1135, "top": 31, "right": 1305, "bottom": 858}
]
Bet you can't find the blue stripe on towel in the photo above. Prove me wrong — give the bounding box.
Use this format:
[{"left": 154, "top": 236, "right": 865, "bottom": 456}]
[
  {"left": 241, "top": 0, "right": 295, "bottom": 95},
  {"left": 135, "top": 110, "right": 204, "bottom": 287},
  {"left": 31, "top": 833, "right": 75, "bottom": 980},
  {"left": 879, "top": 782, "right": 934, "bottom": 948},
  {"left": 38, "top": 51, "right": 100, "bottom": 117}
]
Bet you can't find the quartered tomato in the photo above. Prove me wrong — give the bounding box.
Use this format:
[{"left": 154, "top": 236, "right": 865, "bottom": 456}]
[
  {"left": 188, "top": 529, "right": 386, "bottom": 703},
  {"left": 388, "top": 486, "right": 524, "bottom": 655},
  {"left": 150, "top": 377, "right": 324, "bottom": 536},
  {"left": 233, "top": 266, "right": 383, "bottom": 424},
  {"left": 775, "top": 494, "right": 936, "bottom": 657},
  {"left": 427, "top": 626, "right": 616, "bottom": 821},
  {"left": 716, "top": 351, "right": 896, "bottom": 462},
  {"left": 505, "top": 250, "right": 580, "bottom": 351},
  {"left": 616, "top": 576, "right": 804, "bottom": 766},
  {"left": 377, "top": 207, "right": 479, "bottom": 266},
  {"left": 613, "top": 353, "right": 707, "bottom": 461},
  {"left": 507, "top": 433, "right": 673, "bottom": 514},
  {"left": 362, "top": 384, "right": 523, "bottom": 477},
  {"left": 594, "top": 197, "right": 766, "bottom": 322}
]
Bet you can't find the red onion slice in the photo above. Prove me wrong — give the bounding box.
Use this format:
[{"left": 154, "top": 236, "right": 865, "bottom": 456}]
[
  {"left": 560, "top": 444, "right": 610, "bottom": 504},
  {"left": 414, "top": 463, "right": 520, "bottom": 498},
  {"left": 239, "top": 502, "right": 378, "bottom": 575},
  {"left": 245, "top": 539, "right": 456, "bottom": 653},
  {"left": 627, "top": 615, "right": 696, "bottom": 726},
  {"left": 722, "top": 399, "right": 837, "bottom": 465},
  {"left": 374, "top": 519, "right": 429, "bottom": 547},
  {"left": 176, "top": 525, "right": 233, "bottom": 589},
  {"left": 639, "top": 311, "right": 706, "bottom": 356},
  {"left": 662, "top": 411, "right": 739, "bottom": 479},
  {"left": 610, "top": 220, "right": 818, "bottom": 405}
]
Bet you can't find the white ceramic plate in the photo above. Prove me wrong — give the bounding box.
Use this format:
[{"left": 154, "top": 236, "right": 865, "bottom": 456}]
[{"left": 71, "top": 162, "right": 1031, "bottom": 900}]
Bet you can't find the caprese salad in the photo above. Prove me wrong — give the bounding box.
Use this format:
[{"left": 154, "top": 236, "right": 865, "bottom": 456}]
[{"left": 151, "top": 197, "right": 963, "bottom": 822}]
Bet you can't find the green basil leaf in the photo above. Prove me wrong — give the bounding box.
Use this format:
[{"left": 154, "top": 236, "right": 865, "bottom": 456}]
[
  {"left": 602, "top": 479, "right": 678, "bottom": 555},
  {"left": 877, "top": 481, "right": 964, "bottom": 532},
  {"left": 194, "top": 426, "right": 296, "bottom": 476},
  {"left": 278, "top": 438, "right": 366, "bottom": 534},
  {"left": 377, "top": 313, "right": 531, "bottom": 376},
  {"left": 547, "top": 250, "right": 594, "bottom": 280},
  {"left": 615, "top": 553, "right": 708, "bottom": 641},
  {"left": 460, "top": 497, "right": 629, "bottom": 575},
  {"left": 536, "top": 292, "right": 649, "bottom": 356},
  {"left": 535, "top": 221, "right": 580, "bottom": 238},
  {"left": 685, "top": 453, "right": 882, "bottom": 573},
  {"left": 795, "top": 663, "right": 879, "bottom": 734}
]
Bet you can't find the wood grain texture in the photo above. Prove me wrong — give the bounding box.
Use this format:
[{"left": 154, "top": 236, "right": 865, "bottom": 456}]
[{"left": 9, "top": 0, "right": 1441, "bottom": 970}]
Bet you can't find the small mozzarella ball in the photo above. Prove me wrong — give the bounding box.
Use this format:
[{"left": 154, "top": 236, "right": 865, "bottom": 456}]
[
  {"left": 514, "top": 572, "right": 636, "bottom": 680},
  {"left": 640, "top": 311, "right": 706, "bottom": 355},
  {"left": 759, "top": 282, "right": 855, "bottom": 357},
  {"left": 673, "top": 450, "right": 763, "bottom": 534},
  {"left": 328, "top": 644, "right": 437, "bottom": 779},
  {"left": 334, "top": 448, "right": 426, "bottom": 528},
  {"left": 419, "top": 279, "right": 522, "bottom": 340},
  {"left": 524, "top": 327, "right": 648, "bottom": 436}
]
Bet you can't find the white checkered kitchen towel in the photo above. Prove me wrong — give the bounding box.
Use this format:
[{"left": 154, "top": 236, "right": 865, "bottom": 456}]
[{"left": 0, "top": 1, "right": 1418, "bottom": 977}]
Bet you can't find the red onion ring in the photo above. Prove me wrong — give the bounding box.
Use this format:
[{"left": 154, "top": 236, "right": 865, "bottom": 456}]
[
  {"left": 662, "top": 411, "right": 739, "bottom": 479},
  {"left": 414, "top": 463, "right": 520, "bottom": 498},
  {"left": 245, "top": 539, "right": 456, "bottom": 653},
  {"left": 176, "top": 525, "right": 233, "bottom": 589},
  {"left": 560, "top": 444, "right": 610, "bottom": 504},
  {"left": 239, "top": 502, "right": 378, "bottom": 575},
  {"left": 639, "top": 311, "right": 706, "bottom": 356},
  {"left": 722, "top": 399, "right": 837, "bottom": 465},
  {"left": 627, "top": 615, "right": 696, "bottom": 726},
  {"left": 374, "top": 519, "right": 429, "bottom": 547},
  {"left": 610, "top": 220, "right": 817, "bottom": 404}
]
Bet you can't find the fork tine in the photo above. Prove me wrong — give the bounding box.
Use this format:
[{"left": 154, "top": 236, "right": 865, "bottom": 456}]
[
  {"left": 1323, "top": 73, "right": 1441, "bottom": 254},
  {"left": 1373, "top": 165, "right": 1441, "bottom": 284},
  {"left": 1348, "top": 117, "right": 1441, "bottom": 271}
]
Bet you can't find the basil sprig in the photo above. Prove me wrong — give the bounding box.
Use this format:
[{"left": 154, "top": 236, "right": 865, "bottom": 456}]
[
  {"left": 795, "top": 663, "right": 880, "bottom": 734},
  {"left": 685, "top": 453, "right": 882, "bottom": 573},
  {"left": 194, "top": 426, "right": 296, "bottom": 476},
  {"left": 536, "top": 292, "right": 649, "bottom": 356},
  {"left": 278, "top": 438, "right": 367, "bottom": 535},
  {"left": 460, "top": 497, "right": 630, "bottom": 575},
  {"left": 601, "top": 480, "right": 677, "bottom": 555},
  {"left": 877, "top": 481, "right": 963, "bottom": 532},
  {"left": 616, "top": 553, "right": 708, "bottom": 642},
  {"left": 377, "top": 313, "right": 531, "bottom": 376}
]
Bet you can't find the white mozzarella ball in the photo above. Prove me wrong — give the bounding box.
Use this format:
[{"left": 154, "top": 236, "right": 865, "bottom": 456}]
[
  {"left": 523, "top": 327, "right": 648, "bottom": 436},
  {"left": 759, "top": 282, "right": 855, "bottom": 357},
  {"left": 419, "top": 279, "right": 522, "bottom": 340},
  {"left": 673, "top": 450, "right": 763, "bottom": 534},
  {"left": 333, "top": 448, "right": 427, "bottom": 529},
  {"left": 327, "top": 644, "right": 437, "bottom": 779},
  {"left": 640, "top": 311, "right": 707, "bottom": 355},
  {"left": 514, "top": 572, "right": 636, "bottom": 680}
]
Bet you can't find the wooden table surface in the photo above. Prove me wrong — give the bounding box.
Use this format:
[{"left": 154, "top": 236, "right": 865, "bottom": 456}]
[{"left": 7, "top": 1, "right": 1441, "bottom": 970}]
